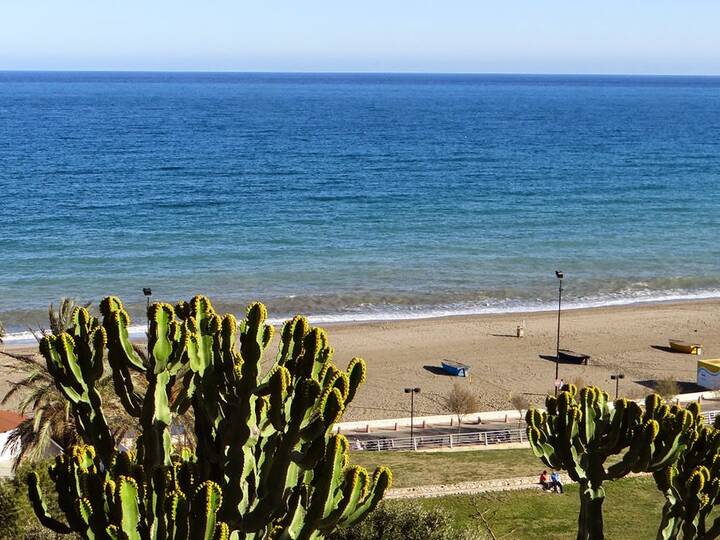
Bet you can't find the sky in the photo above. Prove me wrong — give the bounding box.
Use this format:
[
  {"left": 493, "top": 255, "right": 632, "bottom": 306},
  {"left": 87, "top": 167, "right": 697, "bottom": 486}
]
[{"left": 2, "top": 1, "right": 720, "bottom": 74}]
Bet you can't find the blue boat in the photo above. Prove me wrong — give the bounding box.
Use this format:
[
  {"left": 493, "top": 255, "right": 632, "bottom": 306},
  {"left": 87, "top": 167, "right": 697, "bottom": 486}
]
[{"left": 441, "top": 360, "right": 471, "bottom": 377}]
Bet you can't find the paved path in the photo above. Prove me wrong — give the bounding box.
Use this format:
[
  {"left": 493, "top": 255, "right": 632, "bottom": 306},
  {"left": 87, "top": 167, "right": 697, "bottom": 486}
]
[
  {"left": 386, "top": 475, "right": 552, "bottom": 499},
  {"left": 386, "top": 472, "right": 648, "bottom": 499}
]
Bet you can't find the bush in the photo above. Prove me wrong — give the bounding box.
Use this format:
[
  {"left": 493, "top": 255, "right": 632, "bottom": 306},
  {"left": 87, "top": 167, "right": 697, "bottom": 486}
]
[
  {"left": 0, "top": 478, "right": 29, "bottom": 539},
  {"left": 0, "top": 461, "right": 79, "bottom": 540},
  {"left": 444, "top": 383, "right": 479, "bottom": 427},
  {"left": 509, "top": 392, "right": 530, "bottom": 427},
  {"left": 330, "top": 501, "right": 482, "bottom": 540},
  {"left": 654, "top": 379, "right": 680, "bottom": 400}
]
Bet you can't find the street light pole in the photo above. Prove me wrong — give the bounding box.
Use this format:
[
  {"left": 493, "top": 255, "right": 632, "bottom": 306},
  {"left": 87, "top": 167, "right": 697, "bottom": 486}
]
[
  {"left": 143, "top": 288, "right": 152, "bottom": 310},
  {"left": 610, "top": 373, "right": 625, "bottom": 400},
  {"left": 143, "top": 288, "right": 152, "bottom": 329},
  {"left": 555, "top": 271, "right": 564, "bottom": 396},
  {"left": 404, "top": 387, "right": 421, "bottom": 443}
]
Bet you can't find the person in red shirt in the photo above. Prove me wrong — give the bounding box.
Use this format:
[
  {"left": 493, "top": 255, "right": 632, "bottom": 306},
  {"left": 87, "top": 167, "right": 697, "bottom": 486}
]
[{"left": 539, "top": 470, "right": 550, "bottom": 490}]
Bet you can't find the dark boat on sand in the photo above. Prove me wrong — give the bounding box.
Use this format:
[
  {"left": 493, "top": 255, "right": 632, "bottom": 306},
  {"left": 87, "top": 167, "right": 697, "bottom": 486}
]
[{"left": 558, "top": 349, "right": 591, "bottom": 365}]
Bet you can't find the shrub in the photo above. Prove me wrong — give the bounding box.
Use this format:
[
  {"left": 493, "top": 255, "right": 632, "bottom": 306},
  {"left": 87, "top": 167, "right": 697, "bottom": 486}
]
[
  {"left": 654, "top": 379, "right": 680, "bottom": 400},
  {"left": 444, "top": 383, "right": 478, "bottom": 427},
  {"left": 0, "top": 478, "right": 28, "bottom": 539},
  {"left": 509, "top": 392, "right": 530, "bottom": 427},
  {"left": 330, "top": 501, "right": 482, "bottom": 540},
  {"left": 0, "top": 460, "right": 73, "bottom": 540}
]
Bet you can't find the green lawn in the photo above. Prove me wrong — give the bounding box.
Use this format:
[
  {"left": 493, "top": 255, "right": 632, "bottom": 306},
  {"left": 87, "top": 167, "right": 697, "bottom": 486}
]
[
  {"left": 410, "top": 477, "right": 664, "bottom": 539},
  {"left": 351, "top": 448, "right": 541, "bottom": 488},
  {"left": 352, "top": 448, "right": 710, "bottom": 539}
]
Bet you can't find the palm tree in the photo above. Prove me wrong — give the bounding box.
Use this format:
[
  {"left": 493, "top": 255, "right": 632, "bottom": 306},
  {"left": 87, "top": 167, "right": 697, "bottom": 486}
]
[
  {"left": 31, "top": 297, "right": 92, "bottom": 340},
  {"left": 2, "top": 351, "right": 80, "bottom": 463}
]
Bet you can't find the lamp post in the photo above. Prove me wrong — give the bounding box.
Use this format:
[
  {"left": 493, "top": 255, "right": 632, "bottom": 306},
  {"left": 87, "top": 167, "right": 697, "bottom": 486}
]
[
  {"left": 143, "top": 288, "right": 152, "bottom": 310},
  {"left": 404, "top": 387, "right": 421, "bottom": 443},
  {"left": 143, "top": 288, "right": 152, "bottom": 330},
  {"left": 610, "top": 373, "right": 625, "bottom": 400},
  {"left": 554, "top": 271, "right": 564, "bottom": 395}
]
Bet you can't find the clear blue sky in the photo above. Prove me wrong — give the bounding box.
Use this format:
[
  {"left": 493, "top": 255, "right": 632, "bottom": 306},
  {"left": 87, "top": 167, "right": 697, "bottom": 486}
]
[{"left": 2, "top": 0, "right": 720, "bottom": 74}]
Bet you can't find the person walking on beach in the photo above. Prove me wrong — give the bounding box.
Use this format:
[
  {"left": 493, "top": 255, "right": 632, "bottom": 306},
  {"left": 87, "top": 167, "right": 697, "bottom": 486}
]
[{"left": 550, "top": 470, "right": 564, "bottom": 493}]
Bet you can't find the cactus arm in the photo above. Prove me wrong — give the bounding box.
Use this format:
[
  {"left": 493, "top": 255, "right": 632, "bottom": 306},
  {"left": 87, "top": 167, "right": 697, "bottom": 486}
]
[
  {"left": 598, "top": 399, "right": 626, "bottom": 454},
  {"left": 101, "top": 297, "right": 146, "bottom": 417},
  {"left": 215, "top": 522, "right": 230, "bottom": 540},
  {"left": 190, "top": 481, "right": 223, "bottom": 540},
  {"left": 345, "top": 358, "right": 366, "bottom": 405},
  {"left": 76, "top": 497, "right": 96, "bottom": 540},
  {"left": 117, "top": 476, "right": 141, "bottom": 540},
  {"left": 101, "top": 297, "right": 146, "bottom": 371},
  {"left": 328, "top": 466, "right": 368, "bottom": 527},
  {"left": 27, "top": 472, "right": 73, "bottom": 534},
  {"left": 166, "top": 490, "right": 189, "bottom": 540},
  {"left": 335, "top": 466, "right": 392, "bottom": 528},
  {"left": 39, "top": 332, "right": 115, "bottom": 463}
]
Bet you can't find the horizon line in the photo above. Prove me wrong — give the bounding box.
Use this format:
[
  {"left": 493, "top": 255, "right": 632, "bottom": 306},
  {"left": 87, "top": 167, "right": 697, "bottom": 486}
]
[{"left": 2, "top": 69, "right": 720, "bottom": 78}]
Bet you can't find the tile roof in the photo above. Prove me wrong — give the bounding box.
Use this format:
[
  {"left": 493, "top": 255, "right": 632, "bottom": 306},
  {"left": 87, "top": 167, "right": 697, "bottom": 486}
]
[{"left": 0, "top": 410, "right": 26, "bottom": 432}]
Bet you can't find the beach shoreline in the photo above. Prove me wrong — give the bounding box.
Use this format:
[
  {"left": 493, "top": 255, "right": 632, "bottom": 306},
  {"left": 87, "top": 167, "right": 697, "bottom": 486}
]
[
  {"left": 3, "top": 293, "right": 720, "bottom": 346},
  {"left": 2, "top": 298, "right": 719, "bottom": 421}
]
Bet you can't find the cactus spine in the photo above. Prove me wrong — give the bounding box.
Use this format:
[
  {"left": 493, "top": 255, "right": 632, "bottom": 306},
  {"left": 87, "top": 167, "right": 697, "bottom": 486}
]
[
  {"left": 30, "top": 296, "right": 391, "bottom": 539},
  {"left": 526, "top": 386, "right": 695, "bottom": 540}
]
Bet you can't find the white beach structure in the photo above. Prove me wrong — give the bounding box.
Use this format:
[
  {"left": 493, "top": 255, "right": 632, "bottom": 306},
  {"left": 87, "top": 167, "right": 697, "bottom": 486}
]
[{"left": 0, "top": 410, "right": 26, "bottom": 477}]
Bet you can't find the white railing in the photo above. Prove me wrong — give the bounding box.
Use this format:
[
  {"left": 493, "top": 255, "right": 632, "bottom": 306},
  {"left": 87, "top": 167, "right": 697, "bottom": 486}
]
[
  {"left": 355, "top": 427, "right": 526, "bottom": 451},
  {"left": 355, "top": 409, "right": 719, "bottom": 452}
]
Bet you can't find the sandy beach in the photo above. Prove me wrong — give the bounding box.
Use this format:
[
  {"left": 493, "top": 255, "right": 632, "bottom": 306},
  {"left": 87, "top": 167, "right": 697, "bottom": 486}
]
[{"left": 2, "top": 299, "right": 719, "bottom": 421}]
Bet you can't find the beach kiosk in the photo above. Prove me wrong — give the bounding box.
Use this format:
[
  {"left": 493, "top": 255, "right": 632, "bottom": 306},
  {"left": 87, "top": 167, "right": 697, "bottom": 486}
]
[{"left": 696, "top": 359, "right": 720, "bottom": 390}]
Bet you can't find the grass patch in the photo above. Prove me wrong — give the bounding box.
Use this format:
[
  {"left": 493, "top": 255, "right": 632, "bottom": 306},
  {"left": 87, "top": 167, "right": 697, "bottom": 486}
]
[
  {"left": 351, "top": 448, "right": 541, "bottom": 488},
  {"left": 411, "top": 476, "right": 665, "bottom": 539}
]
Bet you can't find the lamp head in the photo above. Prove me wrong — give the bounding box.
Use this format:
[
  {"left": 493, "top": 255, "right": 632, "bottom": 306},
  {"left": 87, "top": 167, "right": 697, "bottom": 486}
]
[
  {"left": 143, "top": 287, "right": 152, "bottom": 296},
  {"left": 555, "top": 271, "right": 564, "bottom": 280}
]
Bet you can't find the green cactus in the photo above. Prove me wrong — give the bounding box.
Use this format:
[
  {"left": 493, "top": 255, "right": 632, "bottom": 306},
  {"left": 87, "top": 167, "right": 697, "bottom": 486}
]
[
  {"left": 30, "top": 295, "right": 391, "bottom": 539},
  {"left": 651, "top": 406, "right": 720, "bottom": 540},
  {"left": 526, "top": 386, "right": 695, "bottom": 540}
]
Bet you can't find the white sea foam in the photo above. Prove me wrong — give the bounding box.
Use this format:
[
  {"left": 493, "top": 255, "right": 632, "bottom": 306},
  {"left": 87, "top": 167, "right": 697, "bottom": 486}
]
[{"left": 3, "top": 288, "right": 720, "bottom": 346}]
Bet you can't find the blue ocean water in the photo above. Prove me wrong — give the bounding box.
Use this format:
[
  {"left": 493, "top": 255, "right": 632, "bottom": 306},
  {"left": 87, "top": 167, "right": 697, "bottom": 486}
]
[{"left": 1, "top": 72, "right": 719, "bottom": 338}]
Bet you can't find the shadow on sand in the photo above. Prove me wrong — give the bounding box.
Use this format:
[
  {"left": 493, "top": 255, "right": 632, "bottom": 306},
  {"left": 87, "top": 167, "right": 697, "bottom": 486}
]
[
  {"left": 651, "top": 345, "right": 683, "bottom": 354},
  {"left": 423, "top": 365, "right": 456, "bottom": 377},
  {"left": 636, "top": 379, "right": 706, "bottom": 394},
  {"left": 539, "top": 353, "right": 581, "bottom": 365}
]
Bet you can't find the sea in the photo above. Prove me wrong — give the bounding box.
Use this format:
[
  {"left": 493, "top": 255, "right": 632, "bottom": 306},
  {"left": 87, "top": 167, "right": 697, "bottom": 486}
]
[{"left": 1, "top": 72, "right": 719, "bottom": 343}]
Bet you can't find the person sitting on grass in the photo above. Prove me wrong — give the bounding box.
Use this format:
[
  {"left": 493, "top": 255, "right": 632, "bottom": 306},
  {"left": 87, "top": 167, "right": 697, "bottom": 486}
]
[
  {"left": 550, "top": 470, "right": 564, "bottom": 494},
  {"left": 539, "top": 470, "right": 550, "bottom": 490}
]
